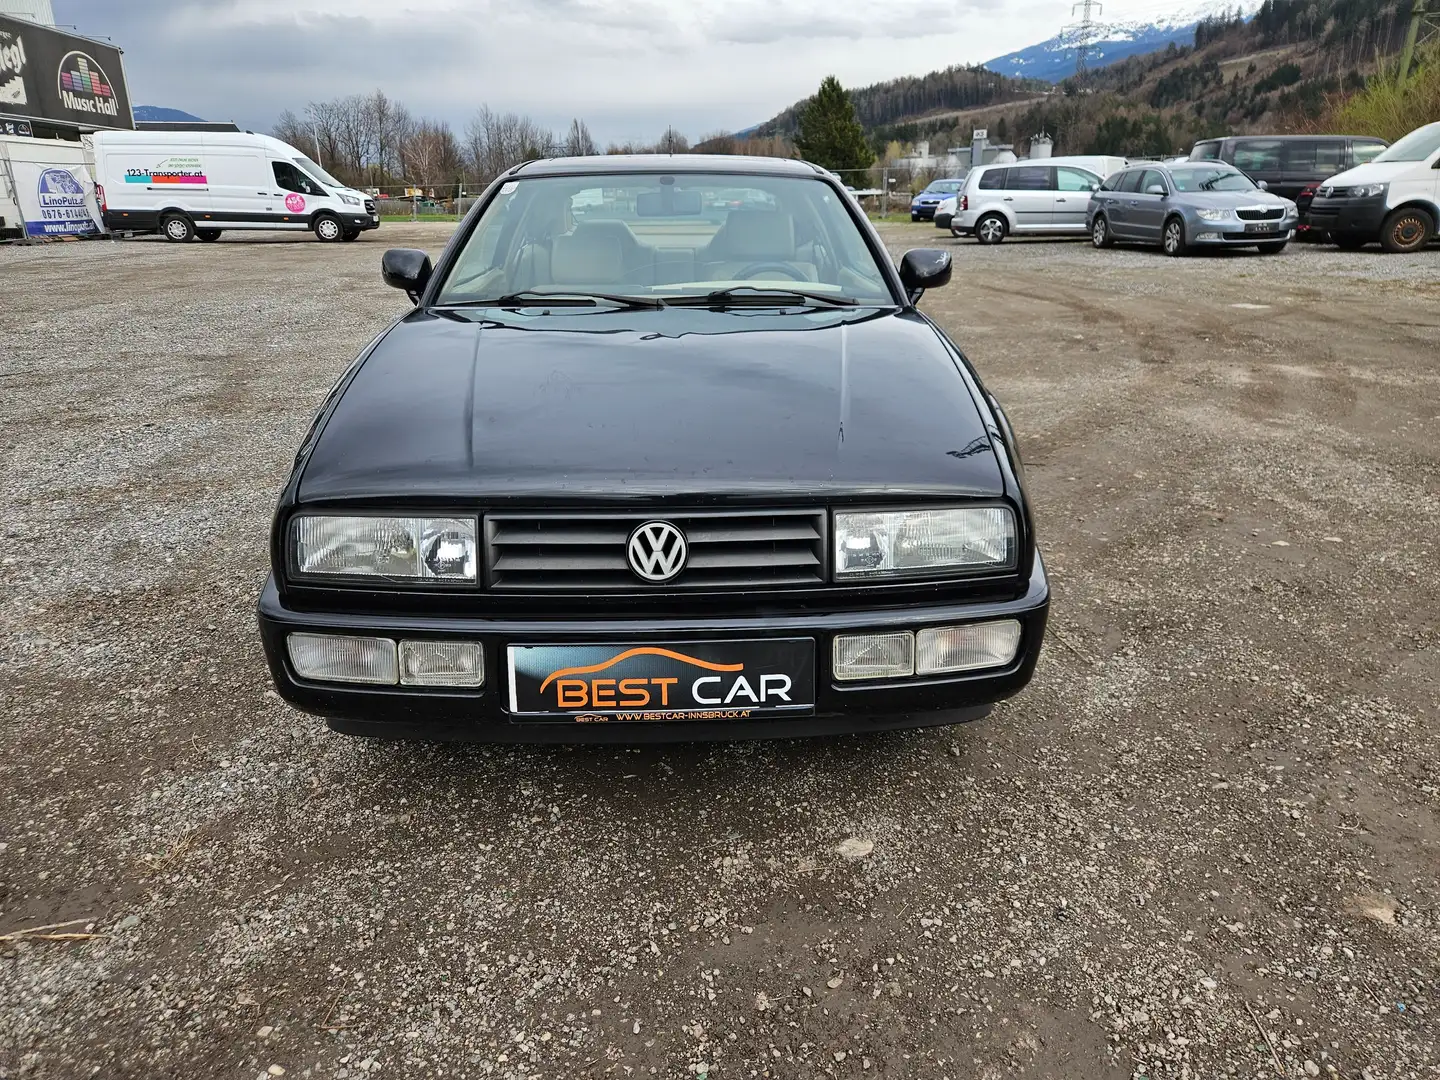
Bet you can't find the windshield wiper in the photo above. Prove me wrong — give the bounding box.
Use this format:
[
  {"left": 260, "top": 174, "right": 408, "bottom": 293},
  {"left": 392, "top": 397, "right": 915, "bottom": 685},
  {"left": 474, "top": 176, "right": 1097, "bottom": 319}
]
[
  {"left": 446, "top": 290, "right": 666, "bottom": 310},
  {"left": 668, "top": 286, "right": 859, "bottom": 308}
]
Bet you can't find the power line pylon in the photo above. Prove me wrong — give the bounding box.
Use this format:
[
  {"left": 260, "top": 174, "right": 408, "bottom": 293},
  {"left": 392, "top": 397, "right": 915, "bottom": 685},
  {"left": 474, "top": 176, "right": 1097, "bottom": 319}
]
[{"left": 1064, "top": 0, "right": 1104, "bottom": 81}]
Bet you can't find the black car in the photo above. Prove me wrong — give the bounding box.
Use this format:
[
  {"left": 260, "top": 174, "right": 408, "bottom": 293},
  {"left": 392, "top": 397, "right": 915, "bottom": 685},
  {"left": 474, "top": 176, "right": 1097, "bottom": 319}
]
[
  {"left": 1188, "top": 134, "right": 1387, "bottom": 234},
  {"left": 257, "top": 155, "right": 1049, "bottom": 743}
]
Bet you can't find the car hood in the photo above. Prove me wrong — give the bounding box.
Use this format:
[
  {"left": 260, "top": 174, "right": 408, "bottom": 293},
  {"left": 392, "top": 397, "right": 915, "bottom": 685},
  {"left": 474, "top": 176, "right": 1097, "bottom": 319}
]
[
  {"left": 1316, "top": 160, "right": 1416, "bottom": 189},
  {"left": 297, "top": 308, "right": 1003, "bottom": 503},
  {"left": 1175, "top": 189, "right": 1293, "bottom": 209}
]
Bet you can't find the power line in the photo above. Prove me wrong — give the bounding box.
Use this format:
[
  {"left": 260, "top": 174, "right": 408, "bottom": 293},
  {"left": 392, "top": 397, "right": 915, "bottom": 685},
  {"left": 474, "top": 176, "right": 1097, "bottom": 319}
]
[{"left": 1063, "top": 0, "right": 1105, "bottom": 78}]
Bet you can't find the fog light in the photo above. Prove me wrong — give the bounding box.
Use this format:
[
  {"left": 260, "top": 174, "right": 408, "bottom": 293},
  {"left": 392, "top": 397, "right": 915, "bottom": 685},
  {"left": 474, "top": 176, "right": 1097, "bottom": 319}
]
[
  {"left": 399, "top": 640, "right": 485, "bottom": 687},
  {"left": 915, "top": 620, "right": 1022, "bottom": 675},
  {"left": 833, "top": 631, "right": 914, "bottom": 681},
  {"left": 287, "top": 633, "right": 397, "bottom": 684},
  {"left": 1197, "top": 231, "right": 1219, "bottom": 241}
]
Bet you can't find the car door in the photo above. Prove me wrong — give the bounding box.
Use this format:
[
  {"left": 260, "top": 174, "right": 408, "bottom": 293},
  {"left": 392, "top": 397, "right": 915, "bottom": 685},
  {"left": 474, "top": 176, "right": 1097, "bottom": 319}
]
[
  {"left": 1106, "top": 170, "right": 1145, "bottom": 237},
  {"left": 269, "top": 159, "right": 325, "bottom": 228},
  {"left": 1054, "top": 166, "right": 1100, "bottom": 230},
  {"left": 1128, "top": 169, "right": 1170, "bottom": 241},
  {"left": 1002, "top": 165, "right": 1055, "bottom": 231},
  {"left": 203, "top": 146, "right": 270, "bottom": 226}
]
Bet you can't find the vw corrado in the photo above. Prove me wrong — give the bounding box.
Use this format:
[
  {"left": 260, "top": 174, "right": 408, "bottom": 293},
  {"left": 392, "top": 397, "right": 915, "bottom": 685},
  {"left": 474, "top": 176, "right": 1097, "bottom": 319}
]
[{"left": 257, "top": 155, "right": 1049, "bottom": 742}]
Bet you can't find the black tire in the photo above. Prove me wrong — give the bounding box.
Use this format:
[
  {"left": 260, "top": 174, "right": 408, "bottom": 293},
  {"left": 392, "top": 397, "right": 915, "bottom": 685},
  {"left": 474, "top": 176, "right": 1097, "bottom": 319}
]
[
  {"left": 1161, "top": 215, "right": 1187, "bottom": 257},
  {"left": 313, "top": 214, "right": 344, "bottom": 243},
  {"left": 161, "top": 213, "right": 194, "bottom": 243},
  {"left": 1379, "top": 207, "right": 1434, "bottom": 254},
  {"left": 196, "top": 228, "right": 221, "bottom": 242},
  {"left": 1333, "top": 233, "right": 1368, "bottom": 250},
  {"left": 911, "top": 214, "right": 921, "bottom": 222},
  {"left": 1256, "top": 240, "right": 1287, "bottom": 255},
  {"left": 975, "top": 213, "right": 1007, "bottom": 245},
  {"left": 341, "top": 230, "right": 361, "bottom": 242},
  {"left": 1091, "top": 214, "right": 1114, "bottom": 248}
]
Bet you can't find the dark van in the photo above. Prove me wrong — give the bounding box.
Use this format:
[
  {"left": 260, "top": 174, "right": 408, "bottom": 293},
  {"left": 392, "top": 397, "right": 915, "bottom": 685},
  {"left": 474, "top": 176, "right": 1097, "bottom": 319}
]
[{"left": 1188, "top": 135, "right": 1388, "bottom": 230}]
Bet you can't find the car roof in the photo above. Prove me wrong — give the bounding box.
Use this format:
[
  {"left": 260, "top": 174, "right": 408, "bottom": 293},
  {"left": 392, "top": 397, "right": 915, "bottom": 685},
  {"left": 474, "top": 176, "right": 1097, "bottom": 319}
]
[
  {"left": 509, "top": 154, "right": 828, "bottom": 178},
  {"left": 1200, "top": 134, "right": 1379, "bottom": 143}
]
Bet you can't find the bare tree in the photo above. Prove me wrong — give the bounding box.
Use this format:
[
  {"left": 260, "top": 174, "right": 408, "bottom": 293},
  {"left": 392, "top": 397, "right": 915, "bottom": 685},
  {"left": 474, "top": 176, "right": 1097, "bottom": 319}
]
[
  {"left": 658, "top": 126, "right": 690, "bottom": 153},
  {"left": 402, "top": 119, "right": 461, "bottom": 191},
  {"left": 563, "top": 118, "right": 597, "bottom": 157}
]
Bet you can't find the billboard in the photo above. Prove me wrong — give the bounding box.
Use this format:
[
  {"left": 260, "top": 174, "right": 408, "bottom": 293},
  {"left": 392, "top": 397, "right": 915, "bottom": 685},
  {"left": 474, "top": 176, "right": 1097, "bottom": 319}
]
[{"left": 0, "top": 14, "right": 133, "bottom": 130}]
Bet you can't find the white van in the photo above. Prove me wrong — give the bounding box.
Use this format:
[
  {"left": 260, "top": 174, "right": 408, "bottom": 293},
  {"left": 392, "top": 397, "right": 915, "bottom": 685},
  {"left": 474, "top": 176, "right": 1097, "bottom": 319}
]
[
  {"left": 91, "top": 130, "right": 379, "bottom": 243},
  {"left": 1304, "top": 121, "right": 1440, "bottom": 253}
]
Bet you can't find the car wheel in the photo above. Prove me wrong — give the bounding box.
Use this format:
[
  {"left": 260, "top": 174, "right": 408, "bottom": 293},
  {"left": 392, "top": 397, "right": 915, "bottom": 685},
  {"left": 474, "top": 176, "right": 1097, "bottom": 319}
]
[
  {"left": 911, "top": 214, "right": 920, "bottom": 222},
  {"left": 1333, "top": 233, "right": 1368, "bottom": 251},
  {"left": 1379, "top": 207, "right": 1434, "bottom": 254},
  {"left": 196, "top": 228, "right": 221, "bottom": 242},
  {"left": 341, "top": 230, "right": 361, "bottom": 242},
  {"left": 1162, "top": 216, "right": 1187, "bottom": 257},
  {"left": 1256, "top": 240, "right": 1287, "bottom": 255},
  {"left": 313, "top": 214, "right": 344, "bottom": 242},
  {"left": 975, "top": 214, "right": 1006, "bottom": 245},
  {"left": 161, "top": 213, "right": 195, "bottom": 243},
  {"left": 1091, "top": 215, "right": 1114, "bottom": 248}
]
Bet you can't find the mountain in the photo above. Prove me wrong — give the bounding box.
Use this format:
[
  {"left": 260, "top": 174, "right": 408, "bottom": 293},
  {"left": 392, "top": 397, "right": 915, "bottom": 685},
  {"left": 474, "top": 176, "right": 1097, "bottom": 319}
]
[
  {"left": 983, "top": 1, "right": 1261, "bottom": 82},
  {"left": 132, "top": 105, "right": 206, "bottom": 123}
]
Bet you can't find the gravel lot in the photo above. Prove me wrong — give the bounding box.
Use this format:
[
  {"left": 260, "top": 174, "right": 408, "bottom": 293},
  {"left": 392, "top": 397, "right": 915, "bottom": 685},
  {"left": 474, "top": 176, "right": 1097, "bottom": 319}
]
[{"left": 1, "top": 224, "right": 1437, "bottom": 1080}]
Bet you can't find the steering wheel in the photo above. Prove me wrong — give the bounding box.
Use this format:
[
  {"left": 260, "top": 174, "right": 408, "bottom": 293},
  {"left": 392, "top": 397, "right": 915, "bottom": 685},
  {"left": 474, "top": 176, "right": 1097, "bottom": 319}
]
[{"left": 735, "top": 261, "right": 809, "bottom": 281}]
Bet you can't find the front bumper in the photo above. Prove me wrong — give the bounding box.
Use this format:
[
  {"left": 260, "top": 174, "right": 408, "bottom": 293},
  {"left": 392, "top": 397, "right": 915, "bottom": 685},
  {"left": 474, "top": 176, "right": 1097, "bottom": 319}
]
[
  {"left": 345, "top": 212, "right": 381, "bottom": 232},
  {"left": 911, "top": 204, "right": 938, "bottom": 219},
  {"left": 1187, "top": 214, "right": 1297, "bottom": 244},
  {"left": 935, "top": 211, "right": 955, "bottom": 229},
  {"left": 1304, "top": 195, "right": 1386, "bottom": 238},
  {"left": 257, "top": 557, "right": 1050, "bottom": 743}
]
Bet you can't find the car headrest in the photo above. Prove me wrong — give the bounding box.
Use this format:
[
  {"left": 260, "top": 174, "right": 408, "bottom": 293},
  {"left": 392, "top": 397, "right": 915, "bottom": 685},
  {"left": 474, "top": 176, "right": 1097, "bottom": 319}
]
[
  {"left": 550, "top": 229, "right": 625, "bottom": 284},
  {"left": 715, "top": 210, "right": 795, "bottom": 260}
]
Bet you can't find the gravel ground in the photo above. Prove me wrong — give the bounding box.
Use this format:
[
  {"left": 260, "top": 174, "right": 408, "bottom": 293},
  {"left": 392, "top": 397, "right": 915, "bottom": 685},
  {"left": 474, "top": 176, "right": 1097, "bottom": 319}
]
[{"left": 0, "top": 224, "right": 1437, "bottom": 1080}]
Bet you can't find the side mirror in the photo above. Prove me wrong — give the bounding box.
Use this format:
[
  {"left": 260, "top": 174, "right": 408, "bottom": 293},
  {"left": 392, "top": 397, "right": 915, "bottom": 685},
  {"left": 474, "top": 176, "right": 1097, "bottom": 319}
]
[
  {"left": 382, "top": 248, "right": 433, "bottom": 303},
  {"left": 1089, "top": 182, "right": 1100, "bottom": 191},
  {"left": 1145, "top": 184, "right": 1167, "bottom": 196},
  {"left": 898, "top": 248, "right": 952, "bottom": 304},
  {"left": 1257, "top": 180, "right": 1269, "bottom": 190}
]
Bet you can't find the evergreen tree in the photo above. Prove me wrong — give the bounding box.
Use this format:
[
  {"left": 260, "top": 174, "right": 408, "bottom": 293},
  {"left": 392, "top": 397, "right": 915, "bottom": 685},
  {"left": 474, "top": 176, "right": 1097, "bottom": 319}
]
[{"left": 793, "top": 76, "right": 873, "bottom": 173}]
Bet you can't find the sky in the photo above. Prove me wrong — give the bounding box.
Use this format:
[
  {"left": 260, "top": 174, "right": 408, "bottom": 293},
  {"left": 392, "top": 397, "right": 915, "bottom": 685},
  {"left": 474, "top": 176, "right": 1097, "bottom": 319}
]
[{"left": 50, "top": 0, "right": 1176, "bottom": 143}]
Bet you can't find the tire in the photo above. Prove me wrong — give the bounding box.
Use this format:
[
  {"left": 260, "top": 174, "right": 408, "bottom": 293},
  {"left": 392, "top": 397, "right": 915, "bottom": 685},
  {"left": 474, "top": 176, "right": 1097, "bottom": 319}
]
[
  {"left": 313, "top": 214, "right": 344, "bottom": 243},
  {"left": 341, "top": 230, "right": 361, "bottom": 242},
  {"left": 1162, "top": 216, "right": 1187, "bottom": 257},
  {"left": 1333, "top": 233, "right": 1368, "bottom": 251},
  {"left": 196, "top": 228, "right": 221, "bottom": 242},
  {"left": 911, "top": 214, "right": 920, "bottom": 222},
  {"left": 1379, "top": 207, "right": 1434, "bottom": 254},
  {"left": 1256, "top": 240, "right": 1287, "bottom": 255},
  {"left": 1091, "top": 215, "right": 1114, "bottom": 248},
  {"left": 161, "top": 213, "right": 194, "bottom": 243},
  {"left": 975, "top": 213, "right": 1007, "bottom": 245}
]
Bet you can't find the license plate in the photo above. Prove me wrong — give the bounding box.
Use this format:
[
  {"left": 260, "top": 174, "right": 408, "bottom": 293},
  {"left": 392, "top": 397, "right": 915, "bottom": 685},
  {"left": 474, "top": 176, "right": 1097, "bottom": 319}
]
[
  {"left": 1244, "top": 222, "right": 1278, "bottom": 233},
  {"left": 507, "top": 639, "right": 815, "bottom": 723}
]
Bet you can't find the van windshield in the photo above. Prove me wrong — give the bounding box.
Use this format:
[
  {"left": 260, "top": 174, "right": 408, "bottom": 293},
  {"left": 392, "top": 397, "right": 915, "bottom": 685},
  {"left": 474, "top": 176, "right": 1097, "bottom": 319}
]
[
  {"left": 296, "top": 155, "right": 344, "bottom": 189},
  {"left": 1372, "top": 123, "right": 1440, "bottom": 163}
]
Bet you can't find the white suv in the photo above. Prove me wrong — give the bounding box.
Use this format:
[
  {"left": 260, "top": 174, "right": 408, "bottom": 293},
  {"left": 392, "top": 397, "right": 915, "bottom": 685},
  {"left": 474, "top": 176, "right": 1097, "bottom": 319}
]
[{"left": 951, "top": 161, "right": 1108, "bottom": 244}]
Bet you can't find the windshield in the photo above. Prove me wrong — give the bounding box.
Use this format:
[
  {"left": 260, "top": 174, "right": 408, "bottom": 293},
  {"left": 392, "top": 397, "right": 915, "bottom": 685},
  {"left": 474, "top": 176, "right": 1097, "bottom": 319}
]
[
  {"left": 295, "top": 155, "right": 344, "bottom": 189},
  {"left": 1169, "top": 166, "right": 1256, "bottom": 192},
  {"left": 1373, "top": 123, "right": 1440, "bottom": 163},
  {"left": 925, "top": 180, "right": 963, "bottom": 193},
  {"left": 434, "top": 171, "right": 895, "bottom": 306}
]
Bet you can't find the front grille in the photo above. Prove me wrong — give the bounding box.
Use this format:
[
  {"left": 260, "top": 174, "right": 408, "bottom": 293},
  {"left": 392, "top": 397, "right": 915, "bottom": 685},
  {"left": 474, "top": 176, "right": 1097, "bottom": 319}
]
[
  {"left": 1236, "top": 207, "right": 1283, "bottom": 221},
  {"left": 1319, "top": 186, "right": 1334, "bottom": 198},
  {"left": 364, "top": 198, "right": 377, "bottom": 214},
  {"left": 484, "top": 510, "right": 827, "bottom": 591}
]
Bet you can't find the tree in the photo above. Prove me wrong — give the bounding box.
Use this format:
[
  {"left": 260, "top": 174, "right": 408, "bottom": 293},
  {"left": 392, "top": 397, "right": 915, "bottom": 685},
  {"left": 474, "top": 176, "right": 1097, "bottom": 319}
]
[
  {"left": 563, "top": 118, "right": 597, "bottom": 157},
  {"left": 793, "top": 76, "right": 873, "bottom": 173}
]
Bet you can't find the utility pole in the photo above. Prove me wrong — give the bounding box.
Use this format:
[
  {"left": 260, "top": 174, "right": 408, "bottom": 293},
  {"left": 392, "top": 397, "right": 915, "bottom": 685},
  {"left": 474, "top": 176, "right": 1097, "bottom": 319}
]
[
  {"left": 1396, "top": 0, "right": 1432, "bottom": 84},
  {"left": 1065, "top": 0, "right": 1104, "bottom": 80}
]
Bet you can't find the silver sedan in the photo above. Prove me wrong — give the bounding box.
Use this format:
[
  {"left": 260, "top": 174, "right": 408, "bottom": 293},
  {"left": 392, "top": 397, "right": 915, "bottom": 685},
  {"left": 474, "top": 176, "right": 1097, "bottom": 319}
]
[{"left": 1087, "top": 162, "right": 1299, "bottom": 256}]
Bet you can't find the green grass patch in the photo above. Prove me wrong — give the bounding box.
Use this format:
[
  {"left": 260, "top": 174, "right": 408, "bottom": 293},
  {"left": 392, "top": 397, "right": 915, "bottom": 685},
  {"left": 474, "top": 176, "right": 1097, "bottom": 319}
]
[{"left": 378, "top": 213, "right": 458, "bottom": 223}]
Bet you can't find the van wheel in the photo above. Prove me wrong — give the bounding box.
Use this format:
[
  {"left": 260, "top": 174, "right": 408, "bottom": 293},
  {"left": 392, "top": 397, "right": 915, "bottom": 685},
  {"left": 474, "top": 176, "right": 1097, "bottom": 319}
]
[
  {"left": 196, "top": 229, "right": 222, "bottom": 242},
  {"left": 975, "top": 214, "right": 1006, "bottom": 245},
  {"left": 313, "top": 214, "right": 344, "bottom": 242},
  {"left": 1162, "top": 216, "right": 1187, "bottom": 257},
  {"left": 161, "top": 213, "right": 195, "bottom": 243},
  {"left": 1379, "top": 207, "right": 1434, "bottom": 253},
  {"left": 1091, "top": 215, "right": 1114, "bottom": 248},
  {"left": 341, "top": 229, "right": 361, "bottom": 242}
]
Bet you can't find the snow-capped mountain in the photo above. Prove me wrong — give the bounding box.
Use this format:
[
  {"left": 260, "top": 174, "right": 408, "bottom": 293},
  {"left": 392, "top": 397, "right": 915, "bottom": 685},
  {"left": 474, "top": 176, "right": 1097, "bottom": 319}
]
[{"left": 983, "top": 0, "right": 1260, "bottom": 82}]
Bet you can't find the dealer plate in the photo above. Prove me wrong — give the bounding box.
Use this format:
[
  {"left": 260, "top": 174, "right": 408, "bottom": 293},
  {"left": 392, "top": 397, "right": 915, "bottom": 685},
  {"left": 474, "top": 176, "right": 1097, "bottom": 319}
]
[
  {"left": 1243, "top": 223, "right": 1279, "bottom": 233},
  {"left": 507, "top": 639, "right": 815, "bottom": 723}
]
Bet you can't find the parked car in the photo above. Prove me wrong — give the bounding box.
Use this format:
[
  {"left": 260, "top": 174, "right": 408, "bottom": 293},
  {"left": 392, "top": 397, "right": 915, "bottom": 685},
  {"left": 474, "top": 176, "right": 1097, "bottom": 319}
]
[
  {"left": 934, "top": 194, "right": 958, "bottom": 229},
  {"left": 256, "top": 154, "right": 1049, "bottom": 743},
  {"left": 92, "top": 129, "right": 379, "bottom": 242},
  {"left": 1088, "top": 161, "right": 1298, "bottom": 256},
  {"left": 950, "top": 162, "right": 1106, "bottom": 244},
  {"left": 1188, "top": 135, "right": 1388, "bottom": 232},
  {"left": 910, "top": 178, "right": 964, "bottom": 221},
  {"left": 1305, "top": 121, "right": 1440, "bottom": 253}
]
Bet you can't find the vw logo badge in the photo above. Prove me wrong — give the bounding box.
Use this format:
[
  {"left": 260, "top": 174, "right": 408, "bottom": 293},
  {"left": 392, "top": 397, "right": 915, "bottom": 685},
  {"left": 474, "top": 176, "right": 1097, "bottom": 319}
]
[{"left": 627, "top": 520, "right": 688, "bottom": 583}]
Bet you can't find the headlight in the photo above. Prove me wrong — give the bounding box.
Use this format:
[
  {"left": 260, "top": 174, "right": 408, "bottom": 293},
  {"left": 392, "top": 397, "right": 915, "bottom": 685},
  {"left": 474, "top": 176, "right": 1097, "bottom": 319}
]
[
  {"left": 339, "top": 192, "right": 362, "bottom": 206},
  {"left": 1196, "top": 208, "right": 1233, "bottom": 221},
  {"left": 292, "top": 515, "right": 477, "bottom": 581},
  {"left": 1345, "top": 183, "right": 1386, "bottom": 198},
  {"left": 834, "top": 507, "right": 1016, "bottom": 579}
]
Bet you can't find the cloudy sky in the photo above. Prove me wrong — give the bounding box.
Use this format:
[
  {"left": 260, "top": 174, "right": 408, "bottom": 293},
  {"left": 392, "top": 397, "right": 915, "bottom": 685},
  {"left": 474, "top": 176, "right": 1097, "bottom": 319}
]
[{"left": 55, "top": 0, "right": 1082, "bottom": 143}]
